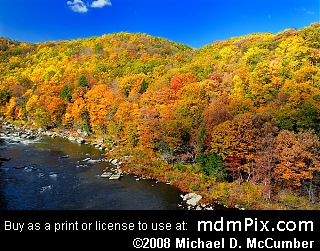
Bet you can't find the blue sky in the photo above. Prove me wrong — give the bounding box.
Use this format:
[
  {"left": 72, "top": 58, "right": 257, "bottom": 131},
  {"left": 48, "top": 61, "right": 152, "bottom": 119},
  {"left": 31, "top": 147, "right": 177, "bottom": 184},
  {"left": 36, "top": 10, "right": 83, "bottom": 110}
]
[{"left": 0, "top": 0, "right": 319, "bottom": 48}]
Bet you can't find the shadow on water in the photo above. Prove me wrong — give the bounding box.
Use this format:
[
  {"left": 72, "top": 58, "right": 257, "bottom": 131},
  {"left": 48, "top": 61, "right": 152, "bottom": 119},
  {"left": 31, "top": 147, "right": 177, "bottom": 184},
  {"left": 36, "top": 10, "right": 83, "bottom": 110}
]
[
  {"left": 0, "top": 137, "right": 8, "bottom": 209},
  {"left": 0, "top": 133, "right": 186, "bottom": 210},
  {"left": 0, "top": 187, "right": 7, "bottom": 210},
  {"left": 0, "top": 158, "right": 8, "bottom": 209}
]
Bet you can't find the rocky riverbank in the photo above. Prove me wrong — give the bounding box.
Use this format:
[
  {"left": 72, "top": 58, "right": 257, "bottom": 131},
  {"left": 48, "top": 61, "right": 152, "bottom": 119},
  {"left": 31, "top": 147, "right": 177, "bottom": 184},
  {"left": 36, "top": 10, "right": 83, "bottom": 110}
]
[
  {"left": 0, "top": 119, "right": 238, "bottom": 210},
  {"left": 0, "top": 120, "right": 105, "bottom": 149}
]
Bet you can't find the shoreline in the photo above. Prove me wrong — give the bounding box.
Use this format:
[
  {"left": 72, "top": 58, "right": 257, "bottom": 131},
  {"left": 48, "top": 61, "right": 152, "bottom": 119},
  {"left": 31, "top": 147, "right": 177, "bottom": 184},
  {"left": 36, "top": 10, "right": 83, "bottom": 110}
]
[{"left": 0, "top": 119, "right": 231, "bottom": 210}]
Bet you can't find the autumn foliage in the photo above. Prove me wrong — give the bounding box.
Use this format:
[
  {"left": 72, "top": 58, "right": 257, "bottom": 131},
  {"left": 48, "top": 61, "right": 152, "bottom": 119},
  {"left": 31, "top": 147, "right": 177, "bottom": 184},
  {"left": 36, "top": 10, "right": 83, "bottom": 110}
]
[{"left": 1, "top": 23, "right": 320, "bottom": 209}]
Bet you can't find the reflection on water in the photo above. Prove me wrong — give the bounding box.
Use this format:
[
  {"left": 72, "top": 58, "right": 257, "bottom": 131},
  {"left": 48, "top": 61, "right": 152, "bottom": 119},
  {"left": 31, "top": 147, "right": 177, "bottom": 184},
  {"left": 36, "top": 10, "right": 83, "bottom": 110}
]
[{"left": 0, "top": 133, "right": 184, "bottom": 210}]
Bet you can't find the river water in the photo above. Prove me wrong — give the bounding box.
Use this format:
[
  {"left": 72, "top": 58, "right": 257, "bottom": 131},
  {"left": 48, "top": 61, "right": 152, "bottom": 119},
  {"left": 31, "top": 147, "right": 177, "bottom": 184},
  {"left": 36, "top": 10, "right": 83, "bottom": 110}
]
[{"left": 0, "top": 130, "right": 185, "bottom": 210}]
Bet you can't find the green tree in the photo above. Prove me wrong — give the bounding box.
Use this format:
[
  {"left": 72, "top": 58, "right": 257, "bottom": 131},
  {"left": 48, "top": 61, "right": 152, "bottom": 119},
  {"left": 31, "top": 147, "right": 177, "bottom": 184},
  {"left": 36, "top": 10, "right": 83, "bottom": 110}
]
[
  {"left": 296, "top": 102, "right": 320, "bottom": 135},
  {"left": 60, "top": 85, "right": 72, "bottom": 101},
  {"left": 139, "top": 79, "right": 148, "bottom": 94},
  {"left": 78, "top": 75, "right": 88, "bottom": 88},
  {"left": 196, "top": 152, "right": 227, "bottom": 180}
]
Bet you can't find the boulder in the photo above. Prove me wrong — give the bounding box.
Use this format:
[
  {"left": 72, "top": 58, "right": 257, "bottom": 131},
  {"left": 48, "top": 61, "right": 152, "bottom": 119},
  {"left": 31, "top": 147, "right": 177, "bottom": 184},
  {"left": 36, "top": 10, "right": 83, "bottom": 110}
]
[{"left": 182, "top": 192, "right": 202, "bottom": 207}]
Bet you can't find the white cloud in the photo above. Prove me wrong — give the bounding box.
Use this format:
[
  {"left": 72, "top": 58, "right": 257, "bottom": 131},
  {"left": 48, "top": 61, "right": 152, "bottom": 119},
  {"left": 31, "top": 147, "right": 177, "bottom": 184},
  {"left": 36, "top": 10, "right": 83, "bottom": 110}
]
[
  {"left": 67, "top": 0, "right": 112, "bottom": 13},
  {"left": 301, "top": 7, "right": 315, "bottom": 15},
  {"left": 91, "top": 0, "right": 112, "bottom": 8},
  {"left": 67, "top": 0, "right": 88, "bottom": 13}
]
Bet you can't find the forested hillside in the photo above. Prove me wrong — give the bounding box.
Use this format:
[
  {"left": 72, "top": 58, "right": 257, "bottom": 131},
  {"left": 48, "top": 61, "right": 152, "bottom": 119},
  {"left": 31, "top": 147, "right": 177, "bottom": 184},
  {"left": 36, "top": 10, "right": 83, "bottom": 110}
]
[{"left": 1, "top": 22, "right": 320, "bottom": 209}]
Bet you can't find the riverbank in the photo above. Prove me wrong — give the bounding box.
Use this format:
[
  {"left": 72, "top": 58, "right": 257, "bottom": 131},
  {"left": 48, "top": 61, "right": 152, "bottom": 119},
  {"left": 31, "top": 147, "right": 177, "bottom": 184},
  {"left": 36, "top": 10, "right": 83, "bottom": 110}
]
[
  {"left": 0, "top": 119, "right": 230, "bottom": 210},
  {"left": 5, "top": 118, "right": 320, "bottom": 210},
  {"left": 0, "top": 129, "right": 189, "bottom": 210},
  {"left": 4, "top": 118, "right": 320, "bottom": 210}
]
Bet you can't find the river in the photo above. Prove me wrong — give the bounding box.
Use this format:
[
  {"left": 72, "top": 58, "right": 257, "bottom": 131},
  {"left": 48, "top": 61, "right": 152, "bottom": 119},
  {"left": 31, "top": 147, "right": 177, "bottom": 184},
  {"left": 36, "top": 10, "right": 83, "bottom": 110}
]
[{"left": 0, "top": 129, "right": 185, "bottom": 210}]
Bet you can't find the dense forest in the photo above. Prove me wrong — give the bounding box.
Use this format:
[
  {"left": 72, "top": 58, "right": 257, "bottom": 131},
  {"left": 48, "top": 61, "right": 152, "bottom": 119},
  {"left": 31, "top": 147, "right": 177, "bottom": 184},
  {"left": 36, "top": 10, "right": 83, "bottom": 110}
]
[{"left": 1, "top": 22, "right": 320, "bottom": 209}]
